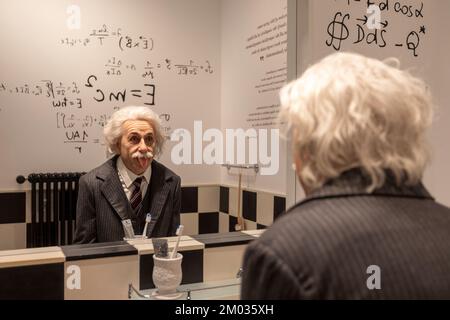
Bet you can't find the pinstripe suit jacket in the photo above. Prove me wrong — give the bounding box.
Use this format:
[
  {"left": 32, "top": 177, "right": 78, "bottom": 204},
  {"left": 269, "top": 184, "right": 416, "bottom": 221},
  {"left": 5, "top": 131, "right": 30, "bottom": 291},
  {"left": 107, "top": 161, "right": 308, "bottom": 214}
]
[
  {"left": 241, "top": 169, "right": 450, "bottom": 299},
  {"left": 73, "top": 156, "right": 181, "bottom": 244}
]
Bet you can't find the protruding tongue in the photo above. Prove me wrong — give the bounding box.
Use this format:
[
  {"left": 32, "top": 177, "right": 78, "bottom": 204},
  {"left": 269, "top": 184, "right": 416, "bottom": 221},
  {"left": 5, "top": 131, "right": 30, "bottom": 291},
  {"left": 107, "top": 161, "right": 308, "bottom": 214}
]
[{"left": 138, "top": 157, "right": 149, "bottom": 169}]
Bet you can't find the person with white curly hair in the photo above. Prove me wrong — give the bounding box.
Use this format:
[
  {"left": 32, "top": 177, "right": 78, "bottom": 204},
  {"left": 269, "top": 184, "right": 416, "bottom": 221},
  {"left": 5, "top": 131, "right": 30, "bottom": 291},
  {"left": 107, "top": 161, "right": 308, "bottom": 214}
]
[
  {"left": 74, "top": 106, "right": 181, "bottom": 243},
  {"left": 241, "top": 52, "right": 450, "bottom": 299}
]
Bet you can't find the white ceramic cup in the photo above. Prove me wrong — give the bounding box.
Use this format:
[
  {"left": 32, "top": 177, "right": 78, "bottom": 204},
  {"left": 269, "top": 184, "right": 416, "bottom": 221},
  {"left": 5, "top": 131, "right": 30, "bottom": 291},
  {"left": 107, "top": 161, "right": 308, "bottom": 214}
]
[{"left": 152, "top": 253, "right": 183, "bottom": 295}]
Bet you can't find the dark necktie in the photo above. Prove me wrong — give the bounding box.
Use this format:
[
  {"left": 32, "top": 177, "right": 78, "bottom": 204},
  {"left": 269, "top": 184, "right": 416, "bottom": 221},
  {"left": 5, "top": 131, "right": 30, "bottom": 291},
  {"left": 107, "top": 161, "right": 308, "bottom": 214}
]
[{"left": 130, "top": 177, "right": 143, "bottom": 212}]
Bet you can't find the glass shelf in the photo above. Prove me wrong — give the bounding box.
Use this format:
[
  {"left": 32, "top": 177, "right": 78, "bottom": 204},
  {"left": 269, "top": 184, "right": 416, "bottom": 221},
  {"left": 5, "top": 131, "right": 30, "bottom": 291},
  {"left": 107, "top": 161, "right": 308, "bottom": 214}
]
[{"left": 128, "top": 278, "right": 241, "bottom": 300}]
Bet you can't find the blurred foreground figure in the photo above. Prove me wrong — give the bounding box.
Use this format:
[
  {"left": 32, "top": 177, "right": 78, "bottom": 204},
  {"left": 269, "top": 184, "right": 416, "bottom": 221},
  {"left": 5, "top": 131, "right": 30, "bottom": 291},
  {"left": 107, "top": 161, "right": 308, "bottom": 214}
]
[{"left": 241, "top": 52, "right": 450, "bottom": 299}]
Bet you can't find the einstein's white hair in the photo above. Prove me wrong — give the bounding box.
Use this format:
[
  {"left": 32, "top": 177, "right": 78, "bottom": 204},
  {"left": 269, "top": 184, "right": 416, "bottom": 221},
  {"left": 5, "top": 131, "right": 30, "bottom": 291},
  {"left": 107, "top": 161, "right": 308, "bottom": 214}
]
[
  {"left": 279, "top": 52, "right": 434, "bottom": 192},
  {"left": 103, "top": 106, "right": 165, "bottom": 157}
]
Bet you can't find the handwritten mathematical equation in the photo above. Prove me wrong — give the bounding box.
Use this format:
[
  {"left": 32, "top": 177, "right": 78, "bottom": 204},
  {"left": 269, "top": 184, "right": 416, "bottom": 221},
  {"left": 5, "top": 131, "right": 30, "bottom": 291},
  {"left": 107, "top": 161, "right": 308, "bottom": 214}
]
[
  {"left": 85, "top": 75, "right": 156, "bottom": 106},
  {"left": 60, "top": 24, "right": 154, "bottom": 52},
  {"left": 57, "top": 113, "right": 101, "bottom": 154},
  {"left": 0, "top": 80, "right": 84, "bottom": 109},
  {"left": 326, "top": 0, "right": 426, "bottom": 57},
  {"left": 105, "top": 57, "right": 214, "bottom": 79},
  {"left": 0, "top": 80, "right": 80, "bottom": 97},
  {"left": 0, "top": 75, "right": 158, "bottom": 108}
]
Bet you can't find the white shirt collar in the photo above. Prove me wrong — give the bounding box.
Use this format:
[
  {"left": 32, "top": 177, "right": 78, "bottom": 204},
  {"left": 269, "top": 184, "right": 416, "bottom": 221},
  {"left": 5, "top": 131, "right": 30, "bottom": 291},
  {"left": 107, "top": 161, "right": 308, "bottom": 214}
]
[{"left": 117, "top": 157, "right": 152, "bottom": 188}]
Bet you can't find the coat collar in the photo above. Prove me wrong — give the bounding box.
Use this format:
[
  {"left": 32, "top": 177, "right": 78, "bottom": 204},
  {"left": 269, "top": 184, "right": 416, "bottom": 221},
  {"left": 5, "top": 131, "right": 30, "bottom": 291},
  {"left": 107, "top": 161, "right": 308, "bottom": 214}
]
[{"left": 292, "top": 168, "right": 434, "bottom": 211}]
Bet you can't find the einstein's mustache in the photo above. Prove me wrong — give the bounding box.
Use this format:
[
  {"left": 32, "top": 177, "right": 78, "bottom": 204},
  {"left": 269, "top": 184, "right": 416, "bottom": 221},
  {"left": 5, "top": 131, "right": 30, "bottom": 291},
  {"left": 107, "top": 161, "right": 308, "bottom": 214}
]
[{"left": 131, "top": 151, "right": 153, "bottom": 159}]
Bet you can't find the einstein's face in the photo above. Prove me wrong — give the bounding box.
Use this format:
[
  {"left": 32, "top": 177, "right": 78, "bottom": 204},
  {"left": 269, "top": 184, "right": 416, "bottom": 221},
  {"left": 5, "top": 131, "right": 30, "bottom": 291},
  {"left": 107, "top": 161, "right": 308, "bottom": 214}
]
[{"left": 118, "top": 120, "right": 155, "bottom": 175}]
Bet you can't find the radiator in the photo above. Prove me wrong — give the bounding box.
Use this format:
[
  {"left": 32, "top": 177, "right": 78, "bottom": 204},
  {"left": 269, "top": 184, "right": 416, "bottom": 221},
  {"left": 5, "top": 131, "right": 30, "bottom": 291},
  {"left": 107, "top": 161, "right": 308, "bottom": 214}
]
[{"left": 24, "top": 173, "right": 85, "bottom": 248}]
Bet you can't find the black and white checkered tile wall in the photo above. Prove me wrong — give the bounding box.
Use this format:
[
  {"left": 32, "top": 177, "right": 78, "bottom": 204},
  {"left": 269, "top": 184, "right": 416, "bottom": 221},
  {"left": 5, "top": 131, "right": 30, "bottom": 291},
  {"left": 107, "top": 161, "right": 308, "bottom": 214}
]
[
  {"left": 0, "top": 187, "right": 286, "bottom": 250},
  {"left": 180, "top": 186, "right": 286, "bottom": 236},
  {"left": 0, "top": 192, "right": 26, "bottom": 250}
]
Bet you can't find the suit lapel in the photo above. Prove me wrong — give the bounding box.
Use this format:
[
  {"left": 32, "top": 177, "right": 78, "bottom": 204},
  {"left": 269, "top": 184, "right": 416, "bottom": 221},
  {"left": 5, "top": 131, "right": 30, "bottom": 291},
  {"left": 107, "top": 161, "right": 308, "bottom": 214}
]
[
  {"left": 99, "top": 157, "right": 131, "bottom": 221},
  {"left": 146, "top": 161, "right": 172, "bottom": 236}
]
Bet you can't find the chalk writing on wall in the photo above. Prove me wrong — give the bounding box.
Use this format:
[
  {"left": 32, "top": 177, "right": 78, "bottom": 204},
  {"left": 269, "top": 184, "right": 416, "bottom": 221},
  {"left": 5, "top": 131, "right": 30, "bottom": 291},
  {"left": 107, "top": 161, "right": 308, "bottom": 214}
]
[
  {"left": 104, "top": 57, "right": 214, "bottom": 79},
  {"left": 326, "top": 0, "right": 426, "bottom": 57},
  {"left": 1, "top": 21, "right": 215, "bottom": 155},
  {"left": 60, "top": 24, "right": 154, "bottom": 52},
  {"left": 0, "top": 75, "right": 173, "bottom": 154},
  {"left": 0, "top": 77, "right": 155, "bottom": 107},
  {"left": 245, "top": 13, "right": 288, "bottom": 62},
  {"left": 243, "top": 7, "right": 288, "bottom": 129}
]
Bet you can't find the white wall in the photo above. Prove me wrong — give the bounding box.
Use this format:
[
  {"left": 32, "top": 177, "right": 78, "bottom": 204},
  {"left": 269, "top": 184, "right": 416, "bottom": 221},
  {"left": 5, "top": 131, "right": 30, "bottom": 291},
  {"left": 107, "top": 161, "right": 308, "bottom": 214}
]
[
  {"left": 220, "top": 0, "right": 287, "bottom": 195},
  {"left": 422, "top": 0, "right": 450, "bottom": 206}
]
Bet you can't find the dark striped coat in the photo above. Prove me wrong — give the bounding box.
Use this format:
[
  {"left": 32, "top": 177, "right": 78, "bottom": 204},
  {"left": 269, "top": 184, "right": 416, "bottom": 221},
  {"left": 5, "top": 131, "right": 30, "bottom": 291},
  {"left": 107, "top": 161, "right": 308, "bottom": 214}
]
[
  {"left": 73, "top": 156, "right": 181, "bottom": 244},
  {"left": 241, "top": 169, "right": 450, "bottom": 299}
]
